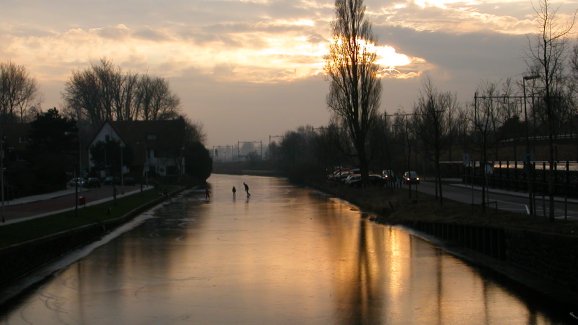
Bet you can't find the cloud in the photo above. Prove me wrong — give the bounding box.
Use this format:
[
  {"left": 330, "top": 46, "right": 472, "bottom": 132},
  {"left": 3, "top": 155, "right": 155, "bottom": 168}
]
[
  {"left": 2, "top": 0, "right": 573, "bottom": 145},
  {"left": 369, "top": 0, "right": 538, "bottom": 35},
  {"left": 93, "top": 24, "right": 131, "bottom": 40},
  {"left": 0, "top": 0, "right": 427, "bottom": 85}
]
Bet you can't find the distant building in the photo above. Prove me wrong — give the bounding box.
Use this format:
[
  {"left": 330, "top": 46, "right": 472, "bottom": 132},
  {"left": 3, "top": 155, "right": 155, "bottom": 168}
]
[{"left": 88, "top": 119, "right": 186, "bottom": 179}]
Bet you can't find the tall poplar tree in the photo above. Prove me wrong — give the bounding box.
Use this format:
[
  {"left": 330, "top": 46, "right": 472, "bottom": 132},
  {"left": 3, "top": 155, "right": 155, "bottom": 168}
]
[{"left": 324, "top": 0, "right": 382, "bottom": 184}]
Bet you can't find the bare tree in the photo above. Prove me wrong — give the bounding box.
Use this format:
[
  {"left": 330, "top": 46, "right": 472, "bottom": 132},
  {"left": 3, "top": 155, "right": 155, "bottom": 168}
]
[
  {"left": 474, "top": 82, "right": 500, "bottom": 211},
  {"left": 64, "top": 60, "right": 109, "bottom": 125},
  {"left": 497, "top": 79, "right": 519, "bottom": 123},
  {"left": 414, "top": 78, "right": 454, "bottom": 205},
  {"left": 182, "top": 115, "right": 206, "bottom": 145},
  {"left": 0, "top": 61, "right": 38, "bottom": 123},
  {"left": 445, "top": 93, "right": 464, "bottom": 161},
  {"left": 135, "top": 75, "right": 180, "bottom": 121},
  {"left": 324, "top": 0, "right": 382, "bottom": 184},
  {"left": 118, "top": 73, "right": 139, "bottom": 121},
  {"left": 63, "top": 58, "right": 180, "bottom": 125},
  {"left": 527, "top": 0, "right": 576, "bottom": 221}
]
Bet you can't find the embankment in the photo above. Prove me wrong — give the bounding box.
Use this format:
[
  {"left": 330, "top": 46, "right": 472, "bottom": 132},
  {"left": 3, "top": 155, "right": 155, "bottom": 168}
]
[{"left": 0, "top": 187, "right": 184, "bottom": 305}]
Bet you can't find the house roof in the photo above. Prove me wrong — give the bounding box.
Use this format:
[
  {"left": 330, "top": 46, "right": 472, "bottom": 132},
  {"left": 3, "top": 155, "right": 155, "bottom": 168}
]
[
  {"left": 0, "top": 123, "right": 30, "bottom": 151},
  {"left": 110, "top": 118, "right": 186, "bottom": 153},
  {"left": 87, "top": 118, "right": 186, "bottom": 168}
]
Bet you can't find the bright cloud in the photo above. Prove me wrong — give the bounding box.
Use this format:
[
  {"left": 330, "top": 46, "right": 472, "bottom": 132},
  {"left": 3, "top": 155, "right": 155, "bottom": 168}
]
[
  {"left": 0, "top": 18, "right": 424, "bottom": 84},
  {"left": 369, "top": 0, "right": 546, "bottom": 35},
  {"left": 1, "top": 0, "right": 551, "bottom": 88}
]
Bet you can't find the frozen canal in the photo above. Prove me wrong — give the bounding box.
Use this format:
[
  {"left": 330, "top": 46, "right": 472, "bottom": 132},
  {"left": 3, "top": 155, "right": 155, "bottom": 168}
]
[{"left": 0, "top": 174, "right": 569, "bottom": 324}]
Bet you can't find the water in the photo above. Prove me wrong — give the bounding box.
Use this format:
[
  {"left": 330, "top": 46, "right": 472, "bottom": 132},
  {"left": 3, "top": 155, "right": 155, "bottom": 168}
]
[{"left": 0, "top": 175, "right": 569, "bottom": 324}]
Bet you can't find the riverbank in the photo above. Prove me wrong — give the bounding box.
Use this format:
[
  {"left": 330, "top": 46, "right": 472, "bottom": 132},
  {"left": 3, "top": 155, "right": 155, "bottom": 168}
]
[
  {"left": 308, "top": 179, "right": 578, "bottom": 310},
  {"left": 309, "top": 179, "right": 578, "bottom": 236},
  {"left": 0, "top": 184, "right": 188, "bottom": 305},
  {"left": 0, "top": 185, "right": 186, "bottom": 248}
]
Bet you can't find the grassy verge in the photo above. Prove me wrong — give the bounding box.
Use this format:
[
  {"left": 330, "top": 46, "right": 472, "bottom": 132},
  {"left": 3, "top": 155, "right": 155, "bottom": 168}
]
[
  {"left": 0, "top": 186, "right": 182, "bottom": 249},
  {"left": 312, "top": 180, "right": 578, "bottom": 237}
]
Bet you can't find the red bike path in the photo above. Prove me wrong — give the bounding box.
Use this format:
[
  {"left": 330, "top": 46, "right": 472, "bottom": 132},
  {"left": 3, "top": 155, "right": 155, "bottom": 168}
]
[{"left": 0, "top": 185, "right": 145, "bottom": 225}]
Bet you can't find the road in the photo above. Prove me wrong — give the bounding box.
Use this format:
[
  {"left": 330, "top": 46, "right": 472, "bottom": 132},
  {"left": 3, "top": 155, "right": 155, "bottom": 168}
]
[
  {"left": 415, "top": 181, "right": 578, "bottom": 220},
  {"left": 0, "top": 184, "right": 146, "bottom": 225}
]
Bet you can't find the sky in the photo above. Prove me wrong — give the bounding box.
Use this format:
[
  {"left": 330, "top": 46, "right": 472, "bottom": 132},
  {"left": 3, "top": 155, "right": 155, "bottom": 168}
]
[{"left": 1, "top": 0, "right": 576, "bottom": 147}]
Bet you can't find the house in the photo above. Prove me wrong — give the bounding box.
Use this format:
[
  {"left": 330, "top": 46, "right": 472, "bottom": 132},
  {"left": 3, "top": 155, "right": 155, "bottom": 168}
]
[
  {"left": 88, "top": 119, "right": 186, "bottom": 179},
  {"left": 0, "top": 123, "right": 30, "bottom": 161}
]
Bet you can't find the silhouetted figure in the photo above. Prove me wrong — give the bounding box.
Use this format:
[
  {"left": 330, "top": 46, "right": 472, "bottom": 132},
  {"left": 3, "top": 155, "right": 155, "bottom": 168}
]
[
  {"left": 243, "top": 182, "right": 250, "bottom": 197},
  {"left": 205, "top": 187, "right": 211, "bottom": 200},
  {"left": 232, "top": 186, "right": 237, "bottom": 198}
]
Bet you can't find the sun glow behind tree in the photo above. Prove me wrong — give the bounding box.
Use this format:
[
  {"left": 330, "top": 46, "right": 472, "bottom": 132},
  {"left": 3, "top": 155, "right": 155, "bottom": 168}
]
[{"left": 324, "top": 0, "right": 382, "bottom": 185}]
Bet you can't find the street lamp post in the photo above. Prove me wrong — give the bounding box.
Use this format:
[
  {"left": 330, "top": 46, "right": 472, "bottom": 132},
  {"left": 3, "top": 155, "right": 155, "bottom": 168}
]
[
  {"left": 120, "top": 142, "right": 124, "bottom": 187},
  {"left": 65, "top": 130, "right": 80, "bottom": 217},
  {"left": 523, "top": 75, "right": 540, "bottom": 216}
]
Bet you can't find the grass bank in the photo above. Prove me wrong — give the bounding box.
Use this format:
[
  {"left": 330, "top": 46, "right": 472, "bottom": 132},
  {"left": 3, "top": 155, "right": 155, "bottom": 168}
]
[
  {"left": 310, "top": 180, "right": 578, "bottom": 237},
  {"left": 0, "top": 185, "right": 183, "bottom": 249}
]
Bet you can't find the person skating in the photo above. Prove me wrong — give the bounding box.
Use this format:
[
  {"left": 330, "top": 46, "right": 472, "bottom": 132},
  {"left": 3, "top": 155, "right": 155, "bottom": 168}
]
[{"left": 243, "top": 182, "right": 250, "bottom": 197}]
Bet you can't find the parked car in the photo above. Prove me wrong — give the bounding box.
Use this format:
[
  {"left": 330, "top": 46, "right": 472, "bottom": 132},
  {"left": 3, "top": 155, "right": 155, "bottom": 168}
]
[
  {"left": 381, "top": 169, "right": 396, "bottom": 182},
  {"left": 67, "top": 177, "right": 85, "bottom": 188},
  {"left": 85, "top": 177, "right": 101, "bottom": 188},
  {"left": 402, "top": 171, "right": 420, "bottom": 184},
  {"left": 346, "top": 174, "right": 385, "bottom": 187},
  {"left": 103, "top": 176, "right": 120, "bottom": 185},
  {"left": 328, "top": 169, "right": 349, "bottom": 182},
  {"left": 344, "top": 174, "right": 361, "bottom": 186}
]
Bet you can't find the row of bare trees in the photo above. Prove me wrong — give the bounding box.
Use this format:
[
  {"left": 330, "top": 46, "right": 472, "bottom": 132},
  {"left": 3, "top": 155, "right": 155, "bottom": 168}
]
[
  {"left": 63, "top": 58, "right": 180, "bottom": 125},
  {"left": 0, "top": 58, "right": 182, "bottom": 127},
  {"left": 0, "top": 61, "right": 39, "bottom": 124}
]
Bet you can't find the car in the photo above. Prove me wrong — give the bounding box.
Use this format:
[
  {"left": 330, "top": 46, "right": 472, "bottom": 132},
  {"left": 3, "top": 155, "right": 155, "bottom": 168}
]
[
  {"left": 344, "top": 174, "right": 361, "bottom": 186},
  {"left": 85, "top": 177, "right": 101, "bottom": 188},
  {"left": 328, "top": 168, "right": 348, "bottom": 182},
  {"left": 345, "top": 174, "right": 385, "bottom": 187},
  {"left": 381, "top": 169, "right": 396, "bottom": 182},
  {"left": 402, "top": 171, "right": 420, "bottom": 184},
  {"left": 338, "top": 168, "right": 360, "bottom": 183},
  {"left": 103, "top": 176, "right": 119, "bottom": 185},
  {"left": 67, "top": 177, "right": 85, "bottom": 188}
]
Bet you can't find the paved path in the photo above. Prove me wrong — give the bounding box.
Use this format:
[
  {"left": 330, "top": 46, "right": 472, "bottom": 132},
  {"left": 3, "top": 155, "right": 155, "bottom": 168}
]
[
  {"left": 0, "top": 185, "right": 151, "bottom": 225},
  {"left": 417, "top": 181, "right": 578, "bottom": 220}
]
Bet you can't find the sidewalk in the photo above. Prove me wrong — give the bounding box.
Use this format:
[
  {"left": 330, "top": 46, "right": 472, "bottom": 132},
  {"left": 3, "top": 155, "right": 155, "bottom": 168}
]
[
  {"left": 2, "top": 188, "right": 86, "bottom": 206},
  {"left": 0, "top": 185, "right": 152, "bottom": 226},
  {"left": 450, "top": 182, "right": 578, "bottom": 204}
]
